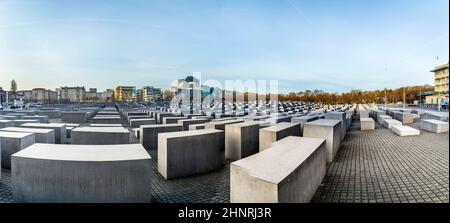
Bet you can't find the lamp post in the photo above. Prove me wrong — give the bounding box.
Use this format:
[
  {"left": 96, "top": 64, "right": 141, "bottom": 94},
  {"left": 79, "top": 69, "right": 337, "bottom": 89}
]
[{"left": 403, "top": 87, "right": 406, "bottom": 109}]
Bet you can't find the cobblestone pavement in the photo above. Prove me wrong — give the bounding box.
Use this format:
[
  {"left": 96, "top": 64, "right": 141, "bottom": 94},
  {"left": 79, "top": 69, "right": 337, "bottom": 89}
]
[{"left": 1, "top": 121, "right": 448, "bottom": 203}]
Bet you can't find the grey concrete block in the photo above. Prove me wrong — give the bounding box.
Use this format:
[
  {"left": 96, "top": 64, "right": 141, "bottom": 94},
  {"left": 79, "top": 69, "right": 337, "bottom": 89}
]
[
  {"left": 420, "top": 119, "right": 449, "bottom": 133},
  {"left": 91, "top": 116, "right": 123, "bottom": 124},
  {"left": 178, "top": 119, "right": 210, "bottom": 131},
  {"left": 11, "top": 143, "right": 152, "bottom": 203},
  {"left": 423, "top": 112, "right": 449, "bottom": 122},
  {"left": 0, "top": 127, "right": 55, "bottom": 144},
  {"left": 20, "top": 123, "right": 67, "bottom": 144},
  {"left": 140, "top": 124, "right": 183, "bottom": 150},
  {"left": 303, "top": 119, "right": 341, "bottom": 163},
  {"left": 378, "top": 115, "right": 392, "bottom": 125},
  {"left": 13, "top": 120, "right": 40, "bottom": 127},
  {"left": 360, "top": 118, "right": 375, "bottom": 131},
  {"left": 90, "top": 124, "right": 123, "bottom": 127},
  {"left": 36, "top": 110, "right": 61, "bottom": 118},
  {"left": 259, "top": 122, "right": 301, "bottom": 151},
  {"left": 394, "top": 112, "right": 413, "bottom": 124},
  {"left": 0, "top": 120, "right": 14, "bottom": 128},
  {"left": 230, "top": 136, "right": 326, "bottom": 203},
  {"left": 61, "top": 112, "right": 87, "bottom": 123},
  {"left": 127, "top": 115, "right": 152, "bottom": 123},
  {"left": 158, "top": 129, "right": 224, "bottom": 179},
  {"left": 163, "top": 117, "right": 188, "bottom": 124},
  {"left": 22, "top": 116, "right": 49, "bottom": 123},
  {"left": 157, "top": 112, "right": 177, "bottom": 124},
  {"left": 325, "top": 111, "right": 346, "bottom": 140},
  {"left": 72, "top": 127, "right": 130, "bottom": 145},
  {"left": 383, "top": 119, "right": 402, "bottom": 129},
  {"left": 0, "top": 131, "right": 35, "bottom": 169},
  {"left": 391, "top": 125, "right": 420, "bottom": 136},
  {"left": 205, "top": 119, "right": 245, "bottom": 131},
  {"left": 130, "top": 118, "right": 156, "bottom": 128},
  {"left": 225, "top": 121, "right": 267, "bottom": 161},
  {"left": 189, "top": 124, "right": 206, "bottom": 130}
]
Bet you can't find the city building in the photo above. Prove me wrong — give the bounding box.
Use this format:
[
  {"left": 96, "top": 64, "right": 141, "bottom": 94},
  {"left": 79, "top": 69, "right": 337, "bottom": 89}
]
[
  {"left": 115, "top": 86, "right": 136, "bottom": 102},
  {"left": 426, "top": 63, "right": 449, "bottom": 105},
  {"left": 57, "top": 86, "right": 86, "bottom": 103},
  {"left": 18, "top": 90, "right": 32, "bottom": 102},
  {"left": 85, "top": 88, "right": 100, "bottom": 102},
  {"left": 102, "top": 89, "right": 115, "bottom": 102},
  {"left": 176, "top": 75, "right": 200, "bottom": 93},
  {"left": 11, "top": 80, "right": 17, "bottom": 93},
  {"left": 140, "top": 86, "right": 162, "bottom": 102},
  {"left": 17, "top": 89, "right": 58, "bottom": 103},
  {"left": 136, "top": 88, "right": 144, "bottom": 102},
  {"left": 0, "top": 87, "right": 6, "bottom": 106}
]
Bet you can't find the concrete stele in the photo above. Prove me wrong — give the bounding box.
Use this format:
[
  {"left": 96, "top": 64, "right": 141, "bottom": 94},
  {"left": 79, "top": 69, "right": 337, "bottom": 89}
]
[
  {"left": 11, "top": 143, "right": 152, "bottom": 203},
  {"left": 230, "top": 136, "right": 326, "bottom": 203}
]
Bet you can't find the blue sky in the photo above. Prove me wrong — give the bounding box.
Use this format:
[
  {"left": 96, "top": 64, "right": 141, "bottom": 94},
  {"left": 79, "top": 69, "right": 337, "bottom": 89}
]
[{"left": 0, "top": 0, "right": 448, "bottom": 93}]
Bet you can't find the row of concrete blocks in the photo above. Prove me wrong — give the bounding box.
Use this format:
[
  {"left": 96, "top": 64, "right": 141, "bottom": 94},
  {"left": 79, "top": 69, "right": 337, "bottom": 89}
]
[
  {"left": 0, "top": 122, "right": 85, "bottom": 171},
  {"left": 0, "top": 119, "right": 41, "bottom": 127},
  {"left": 228, "top": 110, "right": 356, "bottom": 202},
  {"left": 0, "top": 115, "right": 49, "bottom": 123},
  {"left": 137, "top": 115, "right": 344, "bottom": 182}
]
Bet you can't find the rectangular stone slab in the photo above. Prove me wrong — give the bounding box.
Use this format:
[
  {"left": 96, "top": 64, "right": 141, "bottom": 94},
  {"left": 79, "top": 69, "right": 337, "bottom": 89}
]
[
  {"left": 163, "top": 117, "right": 188, "bottom": 124},
  {"left": 378, "top": 115, "right": 392, "bottom": 125},
  {"left": 325, "top": 111, "right": 346, "bottom": 140},
  {"left": 225, "top": 121, "right": 267, "bottom": 161},
  {"left": 140, "top": 124, "right": 183, "bottom": 150},
  {"left": 383, "top": 119, "right": 402, "bottom": 129},
  {"left": 133, "top": 128, "right": 140, "bottom": 139},
  {"left": 184, "top": 114, "right": 206, "bottom": 119},
  {"left": 360, "top": 118, "right": 375, "bottom": 131},
  {"left": 303, "top": 119, "right": 341, "bottom": 163},
  {"left": 90, "top": 124, "right": 123, "bottom": 127},
  {"left": 127, "top": 115, "right": 152, "bottom": 123},
  {"left": 0, "top": 127, "right": 55, "bottom": 144},
  {"left": 265, "top": 116, "right": 292, "bottom": 124},
  {"left": 61, "top": 112, "right": 87, "bottom": 123},
  {"left": 0, "top": 131, "right": 36, "bottom": 169},
  {"left": 22, "top": 116, "right": 49, "bottom": 123},
  {"left": 97, "top": 111, "right": 120, "bottom": 116},
  {"left": 230, "top": 136, "right": 326, "bottom": 203},
  {"left": 189, "top": 124, "right": 206, "bottom": 130},
  {"left": 394, "top": 112, "right": 413, "bottom": 124},
  {"left": 91, "top": 116, "right": 123, "bottom": 124},
  {"left": 72, "top": 127, "right": 130, "bottom": 145},
  {"left": 291, "top": 115, "right": 318, "bottom": 136},
  {"left": 20, "top": 123, "right": 67, "bottom": 144},
  {"left": 423, "top": 112, "right": 449, "bottom": 121},
  {"left": 158, "top": 129, "right": 224, "bottom": 179},
  {"left": 0, "top": 115, "right": 18, "bottom": 120},
  {"left": 259, "top": 122, "right": 301, "bottom": 151},
  {"left": 178, "top": 119, "right": 210, "bottom": 131},
  {"left": 205, "top": 119, "right": 245, "bottom": 131},
  {"left": 36, "top": 110, "right": 61, "bottom": 118},
  {"left": 156, "top": 113, "right": 177, "bottom": 124},
  {"left": 11, "top": 143, "right": 152, "bottom": 203},
  {"left": 243, "top": 115, "right": 270, "bottom": 122},
  {"left": 372, "top": 110, "right": 386, "bottom": 122},
  {"left": 13, "top": 120, "right": 40, "bottom": 127},
  {"left": 420, "top": 119, "right": 449, "bottom": 133},
  {"left": 0, "top": 120, "right": 14, "bottom": 128},
  {"left": 129, "top": 118, "right": 156, "bottom": 128},
  {"left": 391, "top": 125, "right": 420, "bottom": 136}
]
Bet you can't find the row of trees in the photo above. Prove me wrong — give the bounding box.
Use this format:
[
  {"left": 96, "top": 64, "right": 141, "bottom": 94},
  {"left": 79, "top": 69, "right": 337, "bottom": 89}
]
[{"left": 278, "top": 85, "right": 434, "bottom": 104}]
